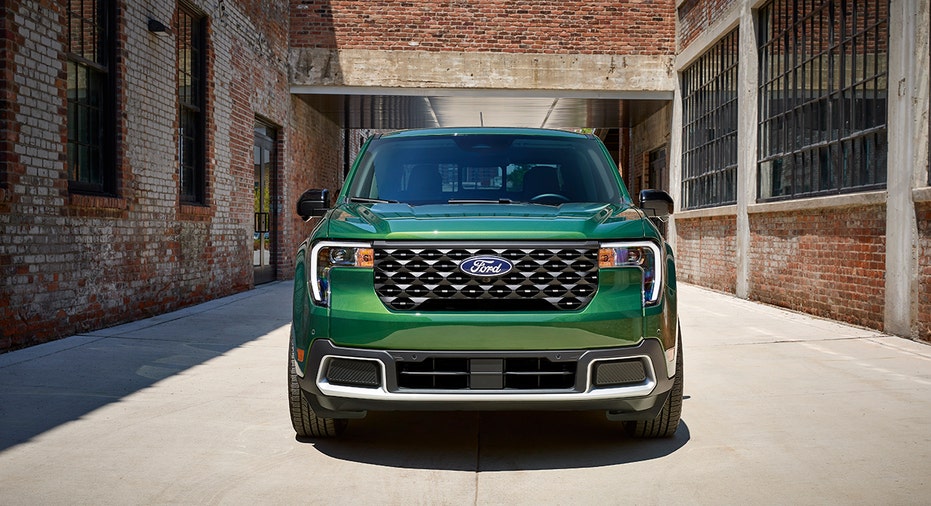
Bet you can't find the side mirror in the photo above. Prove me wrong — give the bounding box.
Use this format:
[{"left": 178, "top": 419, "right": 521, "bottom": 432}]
[
  {"left": 639, "top": 189, "right": 674, "bottom": 219},
  {"left": 297, "top": 189, "right": 330, "bottom": 220}
]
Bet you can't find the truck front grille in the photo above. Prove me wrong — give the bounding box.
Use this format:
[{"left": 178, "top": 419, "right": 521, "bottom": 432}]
[
  {"left": 373, "top": 242, "right": 599, "bottom": 311},
  {"left": 396, "top": 356, "right": 577, "bottom": 390}
]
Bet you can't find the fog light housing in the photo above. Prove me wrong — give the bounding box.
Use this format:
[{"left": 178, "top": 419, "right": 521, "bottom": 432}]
[
  {"left": 593, "top": 360, "right": 647, "bottom": 387},
  {"left": 325, "top": 358, "right": 380, "bottom": 388}
]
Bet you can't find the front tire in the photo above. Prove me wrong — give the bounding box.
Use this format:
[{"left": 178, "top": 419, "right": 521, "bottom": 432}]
[
  {"left": 625, "top": 333, "right": 683, "bottom": 438},
  {"left": 289, "top": 334, "right": 347, "bottom": 438}
]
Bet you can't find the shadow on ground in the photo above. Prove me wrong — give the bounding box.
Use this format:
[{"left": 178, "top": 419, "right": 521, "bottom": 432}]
[
  {"left": 310, "top": 410, "right": 690, "bottom": 471},
  {"left": 0, "top": 284, "right": 290, "bottom": 452}
]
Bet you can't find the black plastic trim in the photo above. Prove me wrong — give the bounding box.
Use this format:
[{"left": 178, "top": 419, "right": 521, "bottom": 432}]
[{"left": 297, "top": 339, "right": 675, "bottom": 420}]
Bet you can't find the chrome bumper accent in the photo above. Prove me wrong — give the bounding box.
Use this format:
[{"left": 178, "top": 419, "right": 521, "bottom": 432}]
[{"left": 308, "top": 340, "right": 665, "bottom": 404}]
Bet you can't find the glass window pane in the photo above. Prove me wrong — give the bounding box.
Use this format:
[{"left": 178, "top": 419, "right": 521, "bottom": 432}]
[
  {"left": 757, "top": 0, "right": 888, "bottom": 201},
  {"left": 66, "top": 0, "right": 111, "bottom": 192},
  {"left": 177, "top": 7, "right": 206, "bottom": 203}
]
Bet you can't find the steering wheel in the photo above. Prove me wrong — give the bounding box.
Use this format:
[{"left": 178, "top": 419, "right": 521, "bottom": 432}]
[{"left": 529, "top": 193, "right": 571, "bottom": 203}]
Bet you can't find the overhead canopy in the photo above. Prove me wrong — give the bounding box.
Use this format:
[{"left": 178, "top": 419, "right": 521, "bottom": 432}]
[{"left": 293, "top": 88, "right": 670, "bottom": 130}]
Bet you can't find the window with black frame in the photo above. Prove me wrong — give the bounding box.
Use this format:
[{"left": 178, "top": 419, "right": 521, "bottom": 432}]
[
  {"left": 177, "top": 5, "right": 206, "bottom": 204},
  {"left": 681, "top": 29, "right": 739, "bottom": 210},
  {"left": 66, "top": 0, "right": 115, "bottom": 194},
  {"left": 758, "top": 0, "right": 889, "bottom": 201}
]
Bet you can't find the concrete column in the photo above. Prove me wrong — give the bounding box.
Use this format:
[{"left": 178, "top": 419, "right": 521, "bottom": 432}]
[
  {"left": 884, "top": 0, "right": 926, "bottom": 337},
  {"left": 735, "top": 5, "right": 759, "bottom": 300},
  {"left": 668, "top": 69, "right": 683, "bottom": 254}
]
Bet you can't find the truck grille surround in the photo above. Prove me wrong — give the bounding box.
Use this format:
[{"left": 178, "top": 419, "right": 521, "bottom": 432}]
[{"left": 373, "top": 242, "right": 600, "bottom": 311}]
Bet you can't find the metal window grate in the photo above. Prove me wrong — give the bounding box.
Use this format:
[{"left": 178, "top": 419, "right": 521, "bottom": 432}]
[
  {"left": 758, "top": 0, "right": 889, "bottom": 201},
  {"left": 681, "top": 29, "right": 739, "bottom": 211}
]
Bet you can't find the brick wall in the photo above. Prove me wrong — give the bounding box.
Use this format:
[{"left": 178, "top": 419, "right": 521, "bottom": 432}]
[
  {"left": 675, "top": 215, "right": 738, "bottom": 293},
  {"left": 1, "top": 0, "right": 68, "bottom": 347},
  {"left": 0, "top": 0, "right": 343, "bottom": 352},
  {"left": 677, "top": 204, "right": 890, "bottom": 332},
  {"left": 677, "top": 0, "right": 737, "bottom": 51},
  {"left": 918, "top": 201, "right": 931, "bottom": 341},
  {"left": 290, "top": 0, "right": 676, "bottom": 55},
  {"left": 749, "top": 205, "right": 886, "bottom": 330}
]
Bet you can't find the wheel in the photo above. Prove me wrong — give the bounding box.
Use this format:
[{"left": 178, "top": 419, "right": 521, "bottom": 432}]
[
  {"left": 289, "top": 333, "right": 348, "bottom": 438},
  {"left": 625, "top": 333, "right": 683, "bottom": 438}
]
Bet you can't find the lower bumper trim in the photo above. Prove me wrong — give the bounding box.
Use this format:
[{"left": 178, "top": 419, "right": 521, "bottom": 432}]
[{"left": 297, "top": 339, "right": 674, "bottom": 419}]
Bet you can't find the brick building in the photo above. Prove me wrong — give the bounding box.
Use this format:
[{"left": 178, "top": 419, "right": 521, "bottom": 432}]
[
  {"left": 1, "top": 0, "right": 347, "bottom": 349},
  {"left": 1, "top": 0, "right": 928, "bottom": 351},
  {"left": 671, "top": 0, "right": 929, "bottom": 341}
]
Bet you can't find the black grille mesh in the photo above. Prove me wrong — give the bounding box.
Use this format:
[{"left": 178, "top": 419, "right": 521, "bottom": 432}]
[
  {"left": 397, "top": 356, "right": 577, "bottom": 390},
  {"left": 374, "top": 243, "right": 599, "bottom": 311}
]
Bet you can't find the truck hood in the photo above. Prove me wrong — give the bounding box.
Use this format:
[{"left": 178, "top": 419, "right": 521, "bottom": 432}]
[{"left": 322, "top": 202, "right": 648, "bottom": 241}]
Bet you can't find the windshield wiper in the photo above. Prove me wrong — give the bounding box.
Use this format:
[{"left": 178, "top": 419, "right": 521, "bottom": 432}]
[
  {"left": 447, "top": 198, "right": 515, "bottom": 204},
  {"left": 348, "top": 197, "right": 399, "bottom": 204}
]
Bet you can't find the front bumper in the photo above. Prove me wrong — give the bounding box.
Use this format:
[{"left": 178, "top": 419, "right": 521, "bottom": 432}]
[{"left": 296, "top": 338, "right": 675, "bottom": 421}]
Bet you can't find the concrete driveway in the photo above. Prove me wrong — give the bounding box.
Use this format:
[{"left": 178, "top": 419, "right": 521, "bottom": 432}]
[{"left": 1, "top": 282, "right": 929, "bottom": 505}]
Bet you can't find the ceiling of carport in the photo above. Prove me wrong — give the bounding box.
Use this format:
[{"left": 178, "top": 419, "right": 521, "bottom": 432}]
[{"left": 296, "top": 91, "right": 669, "bottom": 130}]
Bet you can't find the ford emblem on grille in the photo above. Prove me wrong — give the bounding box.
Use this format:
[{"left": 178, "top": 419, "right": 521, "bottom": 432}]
[{"left": 459, "top": 256, "right": 513, "bottom": 277}]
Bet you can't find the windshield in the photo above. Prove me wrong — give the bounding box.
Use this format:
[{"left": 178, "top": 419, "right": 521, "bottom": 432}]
[{"left": 346, "top": 133, "right": 628, "bottom": 206}]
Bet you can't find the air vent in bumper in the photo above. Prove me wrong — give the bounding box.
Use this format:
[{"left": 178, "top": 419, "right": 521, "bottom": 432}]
[{"left": 396, "top": 356, "right": 576, "bottom": 390}]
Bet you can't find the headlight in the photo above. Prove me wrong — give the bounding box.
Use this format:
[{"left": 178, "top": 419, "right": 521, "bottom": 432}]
[
  {"left": 309, "top": 242, "right": 374, "bottom": 306},
  {"left": 598, "top": 241, "right": 663, "bottom": 305}
]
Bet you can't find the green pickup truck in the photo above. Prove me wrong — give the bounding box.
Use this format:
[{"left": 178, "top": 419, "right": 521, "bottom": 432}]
[{"left": 289, "top": 127, "right": 682, "bottom": 438}]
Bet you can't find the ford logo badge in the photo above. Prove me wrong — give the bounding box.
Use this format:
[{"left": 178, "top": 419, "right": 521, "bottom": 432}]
[{"left": 459, "top": 256, "right": 513, "bottom": 277}]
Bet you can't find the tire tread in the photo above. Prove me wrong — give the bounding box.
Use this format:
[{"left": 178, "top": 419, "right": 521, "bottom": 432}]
[
  {"left": 625, "top": 333, "right": 683, "bottom": 438},
  {"left": 289, "top": 333, "right": 347, "bottom": 438}
]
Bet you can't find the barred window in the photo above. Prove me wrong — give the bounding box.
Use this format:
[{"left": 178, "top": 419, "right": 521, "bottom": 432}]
[
  {"left": 177, "top": 6, "right": 206, "bottom": 204},
  {"left": 681, "top": 30, "right": 739, "bottom": 210},
  {"left": 758, "top": 0, "right": 889, "bottom": 201},
  {"left": 67, "top": 0, "right": 114, "bottom": 194}
]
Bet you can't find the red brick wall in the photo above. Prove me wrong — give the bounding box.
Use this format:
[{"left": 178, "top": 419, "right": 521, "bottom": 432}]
[
  {"left": 290, "top": 0, "right": 676, "bottom": 55},
  {"left": 749, "top": 205, "right": 886, "bottom": 330},
  {"left": 0, "top": 0, "right": 344, "bottom": 352},
  {"left": 675, "top": 215, "right": 738, "bottom": 293},
  {"left": 918, "top": 201, "right": 931, "bottom": 342},
  {"left": 677, "top": 0, "right": 737, "bottom": 51}
]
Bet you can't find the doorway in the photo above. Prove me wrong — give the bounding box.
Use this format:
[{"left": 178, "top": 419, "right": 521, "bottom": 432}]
[{"left": 253, "top": 121, "right": 277, "bottom": 285}]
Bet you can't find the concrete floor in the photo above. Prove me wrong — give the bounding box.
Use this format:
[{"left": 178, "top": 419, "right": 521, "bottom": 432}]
[{"left": 1, "top": 282, "right": 929, "bottom": 505}]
